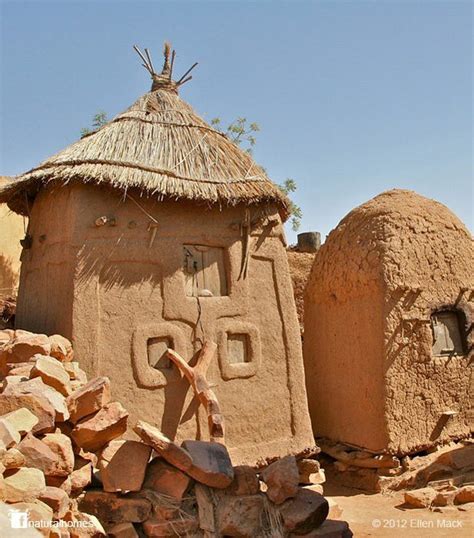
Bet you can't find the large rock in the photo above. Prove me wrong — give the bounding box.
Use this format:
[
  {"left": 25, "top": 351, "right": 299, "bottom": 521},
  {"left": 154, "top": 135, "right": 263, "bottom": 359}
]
[
  {"left": 18, "top": 434, "right": 60, "bottom": 476},
  {"left": 48, "top": 335, "right": 73, "bottom": 363},
  {"left": 2, "top": 448, "right": 25, "bottom": 469},
  {"left": 30, "top": 355, "right": 72, "bottom": 396},
  {"left": 217, "top": 494, "right": 264, "bottom": 537},
  {"left": 0, "top": 417, "right": 21, "bottom": 449},
  {"left": 181, "top": 440, "right": 234, "bottom": 489},
  {"left": 134, "top": 421, "right": 192, "bottom": 472},
  {"left": 38, "top": 485, "right": 69, "bottom": 518},
  {"left": 436, "top": 445, "right": 474, "bottom": 470},
  {"left": 0, "top": 393, "right": 55, "bottom": 434},
  {"left": 1, "top": 333, "right": 51, "bottom": 363},
  {"left": 3, "top": 377, "right": 70, "bottom": 422},
  {"left": 143, "top": 458, "right": 191, "bottom": 500},
  {"left": 67, "top": 377, "right": 111, "bottom": 424},
  {"left": 71, "top": 457, "right": 93, "bottom": 492},
  {"left": 262, "top": 455, "right": 299, "bottom": 504},
  {"left": 99, "top": 440, "right": 151, "bottom": 493},
  {"left": 0, "top": 467, "right": 46, "bottom": 502},
  {"left": 404, "top": 487, "right": 437, "bottom": 508},
  {"left": 41, "top": 433, "right": 74, "bottom": 477},
  {"left": 9, "top": 500, "right": 53, "bottom": 536},
  {"left": 78, "top": 490, "right": 152, "bottom": 524},
  {"left": 226, "top": 465, "right": 260, "bottom": 496},
  {"left": 0, "top": 407, "right": 39, "bottom": 436},
  {"left": 279, "top": 488, "right": 329, "bottom": 535},
  {"left": 71, "top": 402, "right": 128, "bottom": 452}
]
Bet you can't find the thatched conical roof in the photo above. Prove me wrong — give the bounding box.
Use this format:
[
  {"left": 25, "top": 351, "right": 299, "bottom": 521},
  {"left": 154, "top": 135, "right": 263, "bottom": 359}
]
[{"left": 0, "top": 45, "right": 289, "bottom": 219}]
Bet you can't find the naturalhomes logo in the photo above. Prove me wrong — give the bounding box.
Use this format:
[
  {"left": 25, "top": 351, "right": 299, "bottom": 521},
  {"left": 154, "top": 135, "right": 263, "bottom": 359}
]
[{"left": 8, "top": 508, "right": 94, "bottom": 531}]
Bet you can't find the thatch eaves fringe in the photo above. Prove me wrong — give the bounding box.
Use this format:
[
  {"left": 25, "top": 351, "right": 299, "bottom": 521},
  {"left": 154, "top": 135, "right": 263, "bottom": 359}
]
[{"left": 0, "top": 90, "right": 290, "bottom": 219}]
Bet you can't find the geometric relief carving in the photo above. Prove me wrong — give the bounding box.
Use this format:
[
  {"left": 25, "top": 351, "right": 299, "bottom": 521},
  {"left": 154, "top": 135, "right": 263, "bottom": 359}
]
[
  {"left": 217, "top": 320, "right": 261, "bottom": 380},
  {"left": 132, "top": 322, "right": 189, "bottom": 388}
]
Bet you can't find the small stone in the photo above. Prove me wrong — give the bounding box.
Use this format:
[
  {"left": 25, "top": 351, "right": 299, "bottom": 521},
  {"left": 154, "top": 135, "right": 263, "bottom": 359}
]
[
  {"left": 70, "top": 458, "right": 92, "bottom": 492},
  {"left": 71, "top": 402, "right": 128, "bottom": 452},
  {"left": 142, "top": 517, "right": 198, "bottom": 537},
  {"left": 99, "top": 440, "right": 151, "bottom": 493},
  {"left": 4, "top": 377, "right": 70, "bottom": 422},
  {"left": 108, "top": 522, "right": 139, "bottom": 538},
  {"left": 1, "top": 333, "right": 51, "bottom": 363},
  {"left": 67, "top": 377, "right": 111, "bottom": 424},
  {"left": 2, "top": 448, "right": 25, "bottom": 469},
  {"left": 182, "top": 440, "right": 234, "bottom": 489},
  {"left": 296, "top": 519, "right": 352, "bottom": 537},
  {"left": 298, "top": 458, "right": 322, "bottom": 484},
  {"left": 0, "top": 417, "right": 21, "bottom": 448},
  {"left": 39, "top": 485, "right": 69, "bottom": 518},
  {"left": 0, "top": 393, "right": 55, "bottom": 434},
  {"left": 134, "top": 421, "right": 192, "bottom": 472},
  {"left": 64, "top": 362, "right": 87, "bottom": 383},
  {"left": 455, "top": 485, "right": 474, "bottom": 504},
  {"left": 49, "top": 335, "right": 74, "bottom": 362},
  {"left": 262, "top": 455, "right": 299, "bottom": 504},
  {"left": 279, "top": 487, "right": 329, "bottom": 535},
  {"left": 6, "top": 362, "right": 35, "bottom": 377},
  {"left": 226, "top": 465, "right": 260, "bottom": 496},
  {"left": 404, "top": 487, "right": 437, "bottom": 508},
  {"left": 143, "top": 458, "right": 191, "bottom": 500},
  {"left": 79, "top": 490, "right": 152, "bottom": 523},
  {"left": 42, "top": 433, "right": 75, "bottom": 476},
  {"left": 30, "top": 355, "right": 72, "bottom": 396},
  {"left": 0, "top": 467, "right": 46, "bottom": 502},
  {"left": 217, "top": 494, "right": 264, "bottom": 537},
  {"left": 1, "top": 407, "right": 39, "bottom": 436}
]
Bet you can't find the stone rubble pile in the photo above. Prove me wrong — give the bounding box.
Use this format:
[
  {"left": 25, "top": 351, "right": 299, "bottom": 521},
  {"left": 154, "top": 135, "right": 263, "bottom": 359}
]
[{"left": 0, "top": 329, "right": 352, "bottom": 537}]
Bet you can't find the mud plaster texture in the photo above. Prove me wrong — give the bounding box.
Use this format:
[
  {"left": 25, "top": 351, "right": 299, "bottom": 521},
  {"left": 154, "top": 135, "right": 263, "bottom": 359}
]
[
  {"left": 287, "top": 251, "right": 315, "bottom": 333},
  {"left": 0, "top": 177, "right": 23, "bottom": 297},
  {"left": 14, "top": 182, "right": 315, "bottom": 465},
  {"left": 304, "top": 190, "right": 473, "bottom": 456}
]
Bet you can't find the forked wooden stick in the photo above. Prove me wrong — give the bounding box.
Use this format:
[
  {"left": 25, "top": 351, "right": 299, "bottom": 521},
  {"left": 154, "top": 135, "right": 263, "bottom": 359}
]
[{"left": 166, "top": 342, "right": 225, "bottom": 443}]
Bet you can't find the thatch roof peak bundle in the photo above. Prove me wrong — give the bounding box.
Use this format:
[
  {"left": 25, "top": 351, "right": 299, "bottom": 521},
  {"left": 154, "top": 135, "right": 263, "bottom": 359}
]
[{"left": 0, "top": 43, "right": 289, "bottom": 219}]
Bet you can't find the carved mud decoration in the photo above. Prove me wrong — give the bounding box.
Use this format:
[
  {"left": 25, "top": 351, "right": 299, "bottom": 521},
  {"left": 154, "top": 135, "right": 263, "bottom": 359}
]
[{"left": 304, "top": 189, "right": 473, "bottom": 456}]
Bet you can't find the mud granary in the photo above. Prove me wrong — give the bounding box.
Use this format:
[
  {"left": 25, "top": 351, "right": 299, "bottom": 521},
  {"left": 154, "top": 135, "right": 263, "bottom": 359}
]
[
  {"left": 0, "top": 44, "right": 314, "bottom": 465},
  {"left": 304, "top": 190, "right": 473, "bottom": 456}
]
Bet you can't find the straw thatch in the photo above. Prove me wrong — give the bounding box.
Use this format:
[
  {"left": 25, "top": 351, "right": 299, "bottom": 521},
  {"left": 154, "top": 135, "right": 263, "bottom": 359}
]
[{"left": 0, "top": 50, "right": 289, "bottom": 219}]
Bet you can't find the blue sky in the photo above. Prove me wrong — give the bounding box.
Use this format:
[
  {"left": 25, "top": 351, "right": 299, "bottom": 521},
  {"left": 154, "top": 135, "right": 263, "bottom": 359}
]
[{"left": 1, "top": 0, "right": 472, "bottom": 242}]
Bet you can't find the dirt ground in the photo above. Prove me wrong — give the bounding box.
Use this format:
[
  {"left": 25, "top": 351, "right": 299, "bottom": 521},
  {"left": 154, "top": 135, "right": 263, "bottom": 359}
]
[{"left": 324, "top": 478, "right": 473, "bottom": 537}]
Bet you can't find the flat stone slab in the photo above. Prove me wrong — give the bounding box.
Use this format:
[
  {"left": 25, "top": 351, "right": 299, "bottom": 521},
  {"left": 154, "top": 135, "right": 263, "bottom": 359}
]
[{"left": 181, "top": 440, "right": 234, "bottom": 489}]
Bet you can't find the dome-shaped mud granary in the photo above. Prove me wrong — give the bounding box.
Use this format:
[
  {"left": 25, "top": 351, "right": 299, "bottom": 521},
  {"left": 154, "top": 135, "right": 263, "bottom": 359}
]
[
  {"left": 304, "top": 189, "right": 473, "bottom": 456},
  {"left": 0, "top": 44, "right": 315, "bottom": 465}
]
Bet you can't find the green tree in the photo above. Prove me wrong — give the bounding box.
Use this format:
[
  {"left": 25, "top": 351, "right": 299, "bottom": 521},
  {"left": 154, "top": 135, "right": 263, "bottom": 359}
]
[
  {"left": 212, "top": 117, "right": 302, "bottom": 231},
  {"left": 81, "top": 111, "right": 108, "bottom": 137}
]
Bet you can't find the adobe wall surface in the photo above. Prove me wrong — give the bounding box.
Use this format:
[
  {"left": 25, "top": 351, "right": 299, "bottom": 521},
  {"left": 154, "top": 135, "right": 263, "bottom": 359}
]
[
  {"left": 304, "top": 189, "right": 473, "bottom": 455},
  {"left": 0, "top": 177, "right": 24, "bottom": 297},
  {"left": 303, "top": 203, "right": 388, "bottom": 452},
  {"left": 378, "top": 191, "right": 473, "bottom": 454},
  {"left": 287, "top": 250, "right": 315, "bottom": 332},
  {"left": 15, "top": 182, "right": 315, "bottom": 465}
]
